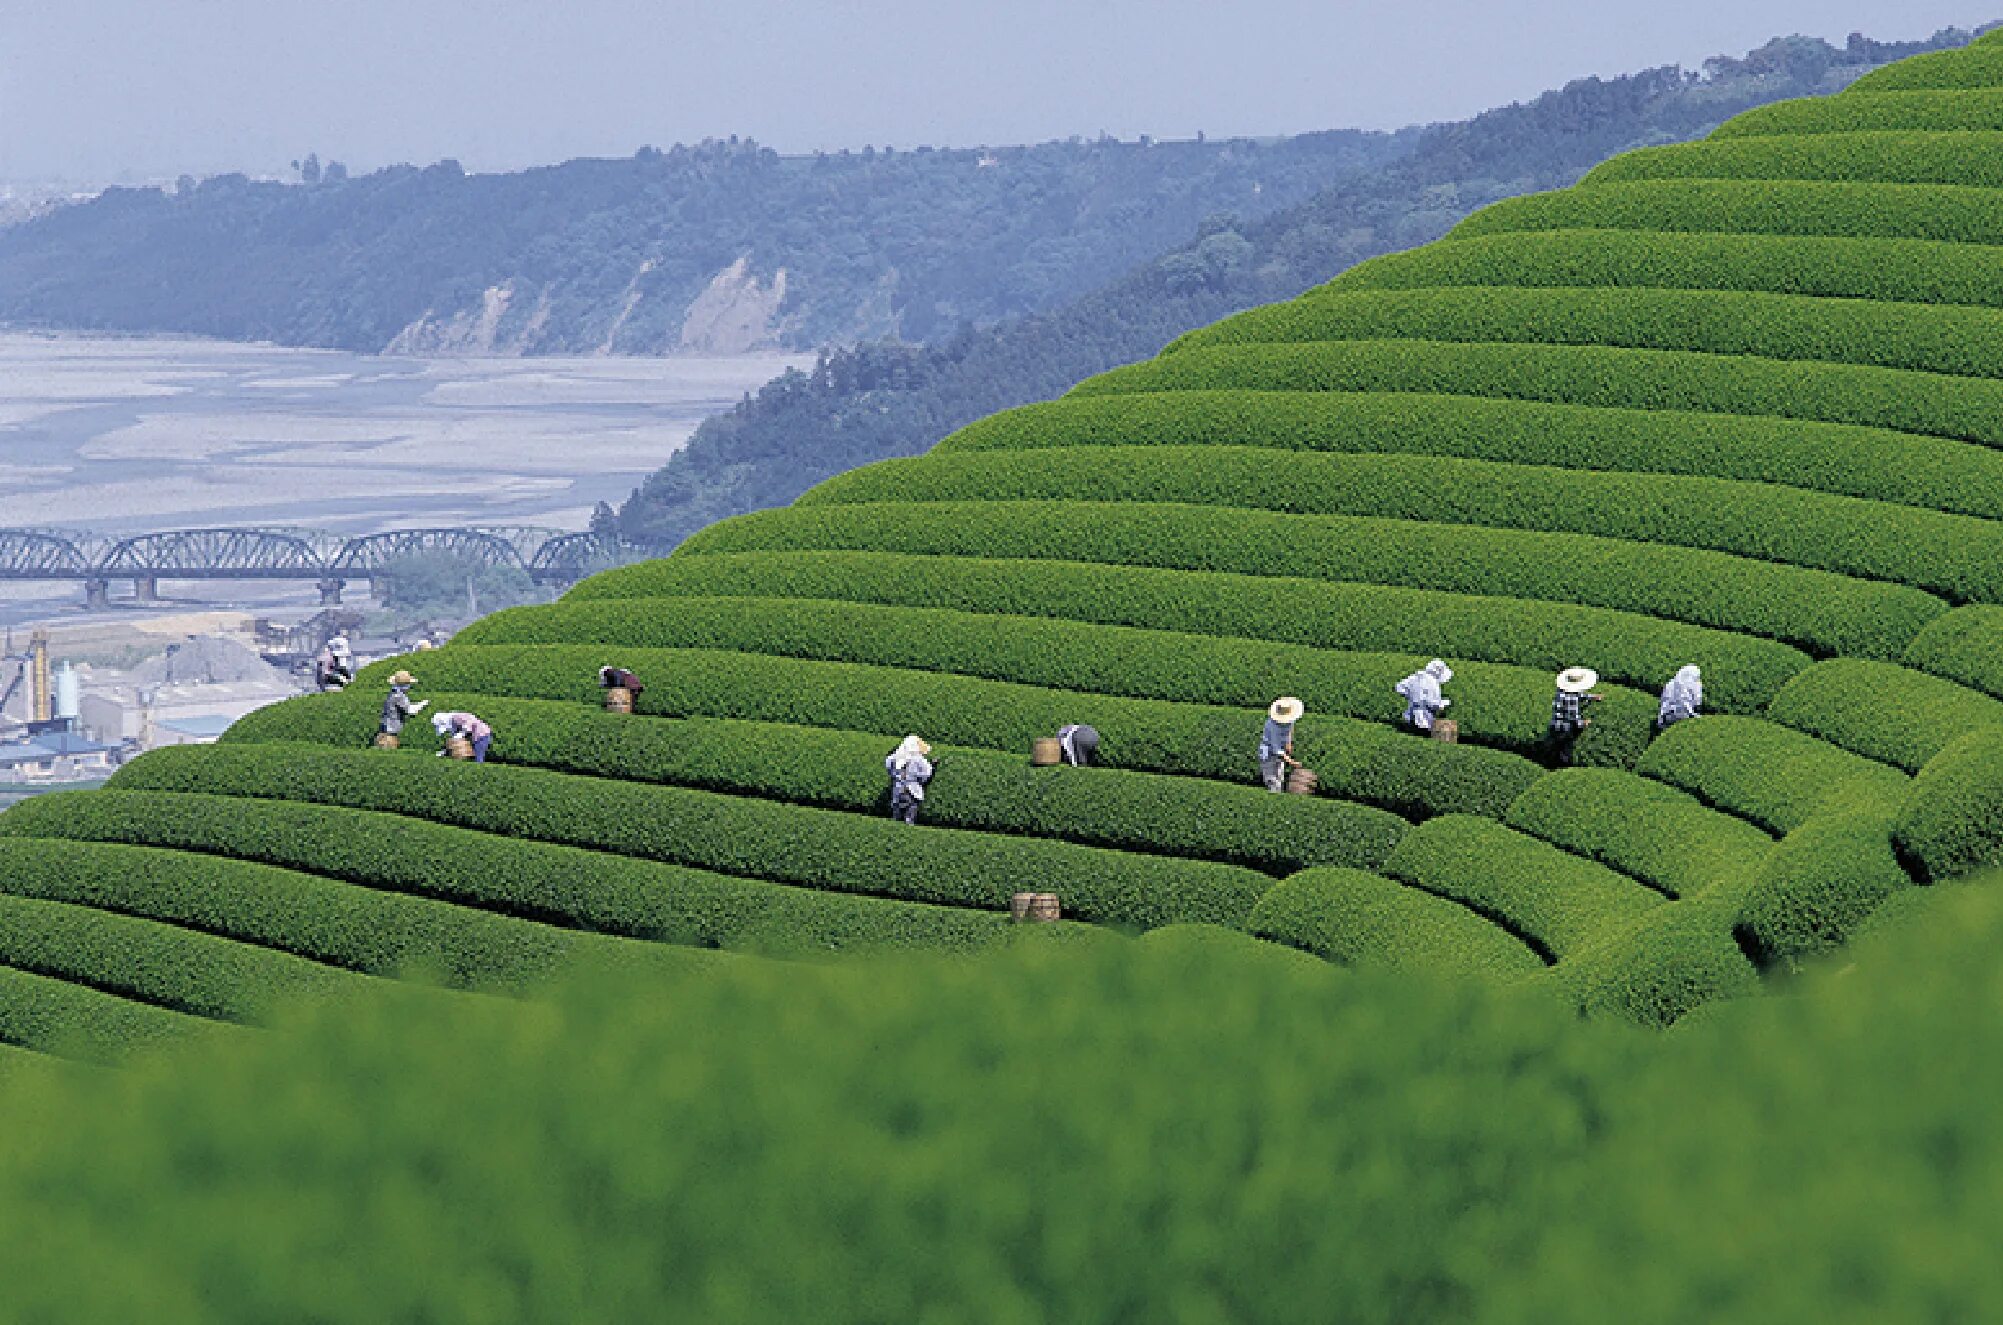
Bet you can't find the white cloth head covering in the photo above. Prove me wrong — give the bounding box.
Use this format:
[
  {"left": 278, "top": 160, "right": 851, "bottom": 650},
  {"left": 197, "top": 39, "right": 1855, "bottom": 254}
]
[
  {"left": 891, "top": 734, "right": 932, "bottom": 769},
  {"left": 1425, "top": 659, "right": 1453, "bottom": 684},
  {"left": 431, "top": 712, "right": 454, "bottom": 736}
]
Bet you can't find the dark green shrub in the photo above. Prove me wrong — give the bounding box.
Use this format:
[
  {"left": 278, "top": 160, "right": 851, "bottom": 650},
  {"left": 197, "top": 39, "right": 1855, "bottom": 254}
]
[
  {"left": 1768, "top": 659, "right": 2003, "bottom": 772},
  {"left": 683, "top": 501, "right": 1940, "bottom": 661},
  {"left": 0, "top": 791, "right": 1024, "bottom": 958},
  {"left": 1716, "top": 90, "right": 2003, "bottom": 137},
  {"left": 1505, "top": 769, "right": 1775, "bottom": 899},
  {"left": 1894, "top": 733, "right": 2003, "bottom": 882},
  {"left": 104, "top": 747, "right": 1274, "bottom": 932},
  {"left": 573, "top": 549, "right": 1808, "bottom": 713},
  {"left": 1852, "top": 39, "right": 2003, "bottom": 90},
  {"left": 797, "top": 445, "right": 2003, "bottom": 604},
  {"left": 1635, "top": 715, "right": 1910, "bottom": 834},
  {"left": 1738, "top": 810, "right": 1910, "bottom": 963},
  {"left": 1245, "top": 868, "right": 1545, "bottom": 979},
  {"left": 1174, "top": 285, "right": 2003, "bottom": 386},
  {"left": 1073, "top": 338, "right": 2003, "bottom": 455},
  {"left": 1545, "top": 878, "right": 1759, "bottom": 1027},
  {"left": 0, "top": 964, "right": 224, "bottom": 1064},
  {"left": 1383, "top": 815, "right": 1662, "bottom": 959},
  {"left": 1585, "top": 131, "right": 2003, "bottom": 189},
  {"left": 1903, "top": 605, "right": 2003, "bottom": 700}
]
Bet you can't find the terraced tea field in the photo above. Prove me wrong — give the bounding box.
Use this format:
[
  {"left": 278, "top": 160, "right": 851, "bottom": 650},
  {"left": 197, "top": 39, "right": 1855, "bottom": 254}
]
[{"left": 7, "top": 35, "right": 2003, "bottom": 1055}]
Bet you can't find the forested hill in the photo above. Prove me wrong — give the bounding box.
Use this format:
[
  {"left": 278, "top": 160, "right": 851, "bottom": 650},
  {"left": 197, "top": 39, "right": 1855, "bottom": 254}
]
[
  {"left": 617, "top": 28, "right": 1981, "bottom": 547},
  {"left": 0, "top": 131, "right": 1416, "bottom": 355}
]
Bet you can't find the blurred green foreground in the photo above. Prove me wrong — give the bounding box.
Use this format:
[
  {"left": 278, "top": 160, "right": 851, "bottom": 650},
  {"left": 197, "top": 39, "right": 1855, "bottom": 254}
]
[{"left": 2, "top": 883, "right": 2000, "bottom": 1323}]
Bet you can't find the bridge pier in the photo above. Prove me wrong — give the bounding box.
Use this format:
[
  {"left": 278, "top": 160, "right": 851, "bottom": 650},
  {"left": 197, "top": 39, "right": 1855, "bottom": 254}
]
[
  {"left": 83, "top": 579, "right": 110, "bottom": 610},
  {"left": 317, "top": 578, "right": 346, "bottom": 606},
  {"left": 133, "top": 575, "right": 160, "bottom": 602}
]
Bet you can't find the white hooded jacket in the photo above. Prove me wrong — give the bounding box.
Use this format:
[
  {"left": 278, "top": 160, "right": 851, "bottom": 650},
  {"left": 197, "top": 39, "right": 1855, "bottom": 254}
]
[
  {"left": 1395, "top": 659, "right": 1454, "bottom": 730},
  {"left": 1659, "top": 665, "right": 1703, "bottom": 725},
  {"left": 886, "top": 735, "right": 935, "bottom": 799}
]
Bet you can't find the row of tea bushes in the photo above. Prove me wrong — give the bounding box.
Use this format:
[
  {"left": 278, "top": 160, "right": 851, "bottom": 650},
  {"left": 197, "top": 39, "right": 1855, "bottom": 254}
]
[
  {"left": 1504, "top": 769, "right": 1775, "bottom": 900},
  {"left": 1584, "top": 131, "right": 2003, "bottom": 190},
  {"left": 1634, "top": 716, "right": 1911, "bottom": 834},
  {"left": 1245, "top": 868, "right": 1546, "bottom": 979},
  {"left": 1767, "top": 659, "right": 2003, "bottom": 772}
]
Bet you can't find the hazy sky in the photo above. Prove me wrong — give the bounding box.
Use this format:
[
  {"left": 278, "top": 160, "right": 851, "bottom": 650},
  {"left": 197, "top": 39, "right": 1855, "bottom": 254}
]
[{"left": 1, "top": 1, "right": 1991, "bottom": 182}]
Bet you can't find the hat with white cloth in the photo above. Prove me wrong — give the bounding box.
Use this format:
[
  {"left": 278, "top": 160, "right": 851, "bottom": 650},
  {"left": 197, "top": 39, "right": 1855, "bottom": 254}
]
[{"left": 1268, "top": 697, "right": 1305, "bottom": 724}]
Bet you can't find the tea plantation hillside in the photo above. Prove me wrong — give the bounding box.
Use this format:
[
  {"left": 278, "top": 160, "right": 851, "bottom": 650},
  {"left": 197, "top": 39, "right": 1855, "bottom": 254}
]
[{"left": 9, "top": 34, "right": 2003, "bottom": 1056}]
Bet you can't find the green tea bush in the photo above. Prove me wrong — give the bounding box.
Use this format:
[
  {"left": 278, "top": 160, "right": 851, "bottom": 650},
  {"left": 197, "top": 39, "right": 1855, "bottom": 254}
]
[
  {"left": 1545, "top": 877, "right": 1759, "bottom": 1026},
  {"left": 1903, "top": 605, "right": 2003, "bottom": 700},
  {"left": 1634, "top": 716, "right": 1911, "bottom": 834},
  {"left": 0, "top": 791, "right": 1024, "bottom": 958},
  {"left": 1894, "top": 733, "right": 2003, "bottom": 882},
  {"left": 1583, "top": 132, "right": 2003, "bottom": 189},
  {"left": 795, "top": 446, "right": 2003, "bottom": 603},
  {"left": 1072, "top": 339, "right": 2003, "bottom": 453},
  {"left": 684, "top": 500, "right": 1942, "bottom": 660},
  {"left": 925, "top": 391, "right": 2003, "bottom": 521},
  {"left": 0, "top": 964, "right": 223, "bottom": 1065},
  {"left": 0, "top": 836, "right": 708, "bottom": 992},
  {"left": 1454, "top": 179, "right": 2003, "bottom": 249},
  {"left": 213, "top": 699, "right": 1407, "bottom": 873},
  {"left": 320, "top": 644, "right": 1546, "bottom": 818},
  {"left": 1768, "top": 659, "right": 2003, "bottom": 771},
  {"left": 1737, "top": 810, "right": 1910, "bottom": 963},
  {"left": 1327, "top": 228, "right": 2003, "bottom": 312},
  {"left": 1852, "top": 38, "right": 2003, "bottom": 91},
  {"left": 0, "top": 891, "right": 359, "bottom": 1024},
  {"left": 574, "top": 550, "right": 1807, "bottom": 712},
  {"left": 1715, "top": 90, "right": 2003, "bottom": 137},
  {"left": 1245, "top": 867, "right": 1546, "bottom": 978},
  {"left": 461, "top": 594, "right": 1659, "bottom": 764},
  {"left": 103, "top": 747, "right": 1273, "bottom": 932},
  {"left": 1173, "top": 285, "right": 2003, "bottom": 385},
  {"left": 1383, "top": 815, "right": 1662, "bottom": 958},
  {"left": 1505, "top": 769, "right": 1775, "bottom": 900}
]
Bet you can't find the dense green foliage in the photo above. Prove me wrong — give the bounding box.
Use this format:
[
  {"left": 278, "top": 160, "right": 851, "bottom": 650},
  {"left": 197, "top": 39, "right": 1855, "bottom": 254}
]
[
  {"left": 1504, "top": 769, "right": 1774, "bottom": 899},
  {"left": 1713, "top": 89, "right": 2003, "bottom": 136},
  {"left": 0, "top": 965, "right": 218, "bottom": 1064},
  {"left": 1902, "top": 604, "right": 2003, "bottom": 699},
  {"left": 1245, "top": 868, "right": 1546, "bottom": 978},
  {"left": 1634, "top": 716, "right": 1910, "bottom": 834},
  {"left": 1738, "top": 810, "right": 1909, "bottom": 962},
  {"left": 1894, "top": 732, "right": 2003, "bottom": 882},
  {"left": 1585, "top": 130, "right": 2003, "bottom": 188},
  {"left": 1767, "top": 659, "right": 2003, "bottom": 771}
]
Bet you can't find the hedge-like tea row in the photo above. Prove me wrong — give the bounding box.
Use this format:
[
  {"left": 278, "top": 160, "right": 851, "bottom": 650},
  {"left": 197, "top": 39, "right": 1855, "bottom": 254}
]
[
  {"left": 1504, "top": 769, "right": 1774, "bottom": 900},
  {"left": 1544, "top": 877, "right": 1759, "bottom": 1027},
  {"left": 105, "top": 746, "right": 1274, "bottom": 932},
  {"left": 325, "top": 645, "right": 1548, "bottom": 818},
  {"left": 1634, "top": 716, "right": 1912, "bottom": 835},
  {"left": 1715, "top": 90, "right": 2003, "bottom": 138},
  {"left": 0, "top": 836, "right": 707, "bottom": 993},
  {"left": 682, "top": 500, "right": 1942, "bottom": 660},
  {"left": 572, "top": 551, "right": 1808, "bottom": 712},
  {"left": 212, "top": 698, "right": 1406, "bottom": 875},
  {"left": 0, "top": 891, "right": 360, "bottom": 1025},
  {"left": 1244, "top": 868, "right": 1546, "bottom": 979},
  {"left": 1070, "top": 340, "right": 2003, "bottom": 454},
  {"left": 1583, "top": 132, "right": 2003, "bottom": 190},
  {"left": 461, "top": 594, "right": 1660, "bottom": 765},
  {"left": 793, "top": 447, "right": 2003, "bottom": 603},
  {"left": 1453, "top": 180, "right": 2003, "bottom": 250},
  {"left": 924, "top": 391, "right": 2003, "bottom": 522},
  {"left": 1737, "top": 810, "right": 1910, "bottom": 964},
  {"left": 0, "top": 791, "right": 1024, "bottom": 957},
  {"left": 1172, "top": 285, "right": 2003, "bottom": 385},
  {"left": 1894, "top": 734, "right": 2003, "bottom": 883},
  {"left": 1382, "top": 815, "right": 1661, "bottom": 959},
  {"left": 0, "top": 964, "right": 220, "bottom": 1064},
  {"left": 1326, "top": 229, "right": 2003, "bottom": 313},
  {"left": 1851, "top": 38, "right": 2003, "bottom": 91},
  {"left": 1903, "top": 606, "right": 2003, "bottom": 701},
  {"left": 1767, "top": 660, "right": 2003, "bottom": 773}
]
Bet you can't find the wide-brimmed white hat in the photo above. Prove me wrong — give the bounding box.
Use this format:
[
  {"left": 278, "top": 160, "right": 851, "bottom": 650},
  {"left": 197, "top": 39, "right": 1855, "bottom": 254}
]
[
  {"left": 1269, "top": 696, "right": 1305, "bottom": 723},
  {"left": 1556, "top": 667, "right": 1599, "bottom": 694},
  {"left": 388, "top": 670, "right": 416, "bottom": 686}
]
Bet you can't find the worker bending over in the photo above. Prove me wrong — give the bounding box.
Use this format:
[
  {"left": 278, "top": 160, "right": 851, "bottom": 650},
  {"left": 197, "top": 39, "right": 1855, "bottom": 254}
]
[
  {"left": 1394, "top": 659, "right": 1453, "bottom": 734},
  {"left": 1057, "top": 723, "right": 1099, "bottom": 767},
  {"left": 377, "top": 670, "right": 427, "bottom": 744},
  {"left": 432, "top": 710, "right": 494, "bottom": 763},
  {"left": 1259, "top": 697, "right": 1304, "bottom": 792},
  {"left": 599, "top": 665, "right": 645, "bottom": 697},
  {"left": 1547, "top": 668, "right": 1602, "bottom": 765},
  {"left": 1657, "top": 665, "right": 1703, "bottom": 732},
  {"left": 316, "top": 635, "right": 355, "bottom": 691},
  {"left": 885, "top": 735, "right": 935, "bottom": 825}
]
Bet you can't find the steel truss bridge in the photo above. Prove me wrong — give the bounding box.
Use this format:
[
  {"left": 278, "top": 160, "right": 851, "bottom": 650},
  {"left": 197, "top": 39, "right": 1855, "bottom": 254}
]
[{"left": 0, "top": 526, "right": 630, "bottom": 606}]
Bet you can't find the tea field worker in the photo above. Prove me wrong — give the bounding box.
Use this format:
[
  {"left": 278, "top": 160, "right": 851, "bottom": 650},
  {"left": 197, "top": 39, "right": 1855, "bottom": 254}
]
[
  {"left": 1057, "top": 722, "right": 1099, "bottom": 767},
  {"left": 599, "top": 665, "right": 645, "bottom": 697},
  {"left": 315, "top": 637, "right": 354, "bottom": 691},
  {"left": 1657, "top": 664, "right": 1703, "bottom": 732},
  {"left": 432, "top": 710, "right": 494, "bottom": 764},
  {"left": 1394, "top": 659, "right": 1454, "bottom": 734},
  {"left": 885, "top": 735, "right": 935, "bottom": 825},
  {"left": 1547, "top": 667, "right": 1603, "bottom": 766},
  {"left": 377, "top": 671, "right": 427, "bottom": 743},
  {"left": 1259, "top": 697, "right": 1305, "bottom": 793}
]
